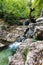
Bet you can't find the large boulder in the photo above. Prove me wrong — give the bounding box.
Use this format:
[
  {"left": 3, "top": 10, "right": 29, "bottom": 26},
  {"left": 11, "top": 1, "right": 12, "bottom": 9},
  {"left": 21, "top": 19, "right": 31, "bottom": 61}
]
[
  {"left": 25, "top": 41, "right": 43, "bottom": 65},
  {"left": 25, "top": 21, "right": 43, "bottom": 38},
  {"left": 25, "top": 23, "right": 35, "bottom": 38},
  {"left": 34, "top": 26, "right": 43, "bottom": 40}
]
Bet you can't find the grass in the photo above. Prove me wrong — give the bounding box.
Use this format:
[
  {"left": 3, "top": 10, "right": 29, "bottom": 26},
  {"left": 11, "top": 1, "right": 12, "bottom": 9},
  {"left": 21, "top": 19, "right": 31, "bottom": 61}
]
[{"left": 0, "top": 49, "right": 12, "bottom": 65}]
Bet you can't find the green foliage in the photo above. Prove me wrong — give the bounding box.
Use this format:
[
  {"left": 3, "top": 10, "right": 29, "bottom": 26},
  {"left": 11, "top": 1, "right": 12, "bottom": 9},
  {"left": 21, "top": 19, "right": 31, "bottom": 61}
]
[
  {"left": 32, "top": 0, "right": 43, "bottom": 18},
  {"left": 0, "top": 0, "right": 43, "bottom": 24},
  {"left": 3, "top": 0, "right": 29, "bottom": 18},
  {"left": 2, "top": 0, "right": 30, "bottom": 25},
  {"left": 0, "top": 0, "right": 3, "bottom": 18}
]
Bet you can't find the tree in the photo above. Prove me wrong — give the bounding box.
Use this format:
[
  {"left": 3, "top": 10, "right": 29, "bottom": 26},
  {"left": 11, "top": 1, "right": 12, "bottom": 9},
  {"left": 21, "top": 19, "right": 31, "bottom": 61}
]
[
  {"left": 0, "top": 0, "right": 4, "bottom": 18},
  {"left": 32, "top": 0, "right": 43, "bottom": 18}
]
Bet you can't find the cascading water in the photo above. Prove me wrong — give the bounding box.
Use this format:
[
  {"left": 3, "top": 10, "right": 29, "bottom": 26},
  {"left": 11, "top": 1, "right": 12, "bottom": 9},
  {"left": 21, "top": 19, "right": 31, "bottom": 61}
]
[
  {"left": 9, "top": 42, "right": 21, "bottom": 54},
  {"left": 8, "top": 21, "right": 28, "bottom": 54}
]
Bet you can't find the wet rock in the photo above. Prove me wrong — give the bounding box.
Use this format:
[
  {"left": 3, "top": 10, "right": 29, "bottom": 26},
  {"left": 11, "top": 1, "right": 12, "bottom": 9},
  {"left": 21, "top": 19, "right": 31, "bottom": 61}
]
[
  {"left": 34, "top": 26, "right": 43, "bottom": 40},
  {"left": 23, "top": 19, "right": 29, "bottom": 25},
  {"left": 16, "top": 36, "right": 26, "bottom": 42},
  {"left": 25, "top": 41, "right": 43, "bottom": 65},
  {"left": 25, "top": 23, "right": 35, "bottom": 38}
]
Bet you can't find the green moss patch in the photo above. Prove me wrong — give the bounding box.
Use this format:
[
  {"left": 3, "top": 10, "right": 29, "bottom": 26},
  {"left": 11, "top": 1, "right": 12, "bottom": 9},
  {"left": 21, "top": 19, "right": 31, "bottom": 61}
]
[{"left": 23, "top": 47, "right": 29, "bottom": 62}]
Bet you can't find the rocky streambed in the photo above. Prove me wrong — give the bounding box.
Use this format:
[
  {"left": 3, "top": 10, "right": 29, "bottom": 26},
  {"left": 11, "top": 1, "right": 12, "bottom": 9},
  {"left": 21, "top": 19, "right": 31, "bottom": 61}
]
[{"left": 0, "top": 18, "right": 43, "bottom": 65}]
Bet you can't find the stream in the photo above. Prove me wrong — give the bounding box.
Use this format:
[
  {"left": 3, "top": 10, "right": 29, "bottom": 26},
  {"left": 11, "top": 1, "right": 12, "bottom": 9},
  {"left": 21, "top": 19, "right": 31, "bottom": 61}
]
[
  {"left": 0, "top": 21, "right": 35, "bottom": 65},
  {"left": 0, "top": 40, "right": 25, "bottom": 65},
  {"left": 0, "top": 22, "right": 27, "bottom": 65},
  {"left": 0, "top": 15, "right": 43, "bottom": 65}
]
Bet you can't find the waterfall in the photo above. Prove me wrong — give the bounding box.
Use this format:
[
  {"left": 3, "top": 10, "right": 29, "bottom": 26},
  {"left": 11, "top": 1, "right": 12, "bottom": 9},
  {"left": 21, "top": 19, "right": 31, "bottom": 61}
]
[
  {"left": 9, "top": 42, "right": 21, "bottom": 53},
  {"left": 23, "top": 22, "right": 25, "bottom": 26}
]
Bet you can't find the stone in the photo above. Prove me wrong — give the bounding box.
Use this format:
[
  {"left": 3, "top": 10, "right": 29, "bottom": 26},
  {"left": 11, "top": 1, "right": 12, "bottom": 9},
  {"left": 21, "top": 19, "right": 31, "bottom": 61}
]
[
  {"left": 0, "top": 43, "right": 5, "bottom": 47},
  {"left": 36, "top": 17, "right": 43, "bottom": 22},
  {"left": 25, "top": 23, "right": 35, "bottom": 38},
  {"left": 34, "top": 26, "right": 43, "bottom": 40}
]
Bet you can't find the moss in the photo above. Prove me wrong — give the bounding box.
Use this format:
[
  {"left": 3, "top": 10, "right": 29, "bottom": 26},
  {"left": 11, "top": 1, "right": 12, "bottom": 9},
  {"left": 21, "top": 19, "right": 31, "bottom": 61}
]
[
  {"left": 23, "top": 47, "right": 29, "bottom": 62},
  {"left": 32, "top": 38, "right": 37, "bottom": 42},
  {"left": 0, "top": 49, "right": 12, "bottom": 65}
]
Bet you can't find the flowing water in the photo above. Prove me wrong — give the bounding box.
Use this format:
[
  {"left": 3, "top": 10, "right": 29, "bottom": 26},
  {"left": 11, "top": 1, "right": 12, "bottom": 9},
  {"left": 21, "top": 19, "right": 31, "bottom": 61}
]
[
  {"left": 0, "top": 22, "right": 27, "bottom": 65},
  {"left": 0, "top": 37, "right": 26, "bottom": 65},
  {"left": 0, "top": 41, "right": 21, "bottom": 65},
  {"left": 0, "top": 49, "right": 12, "bottom": 65}
]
